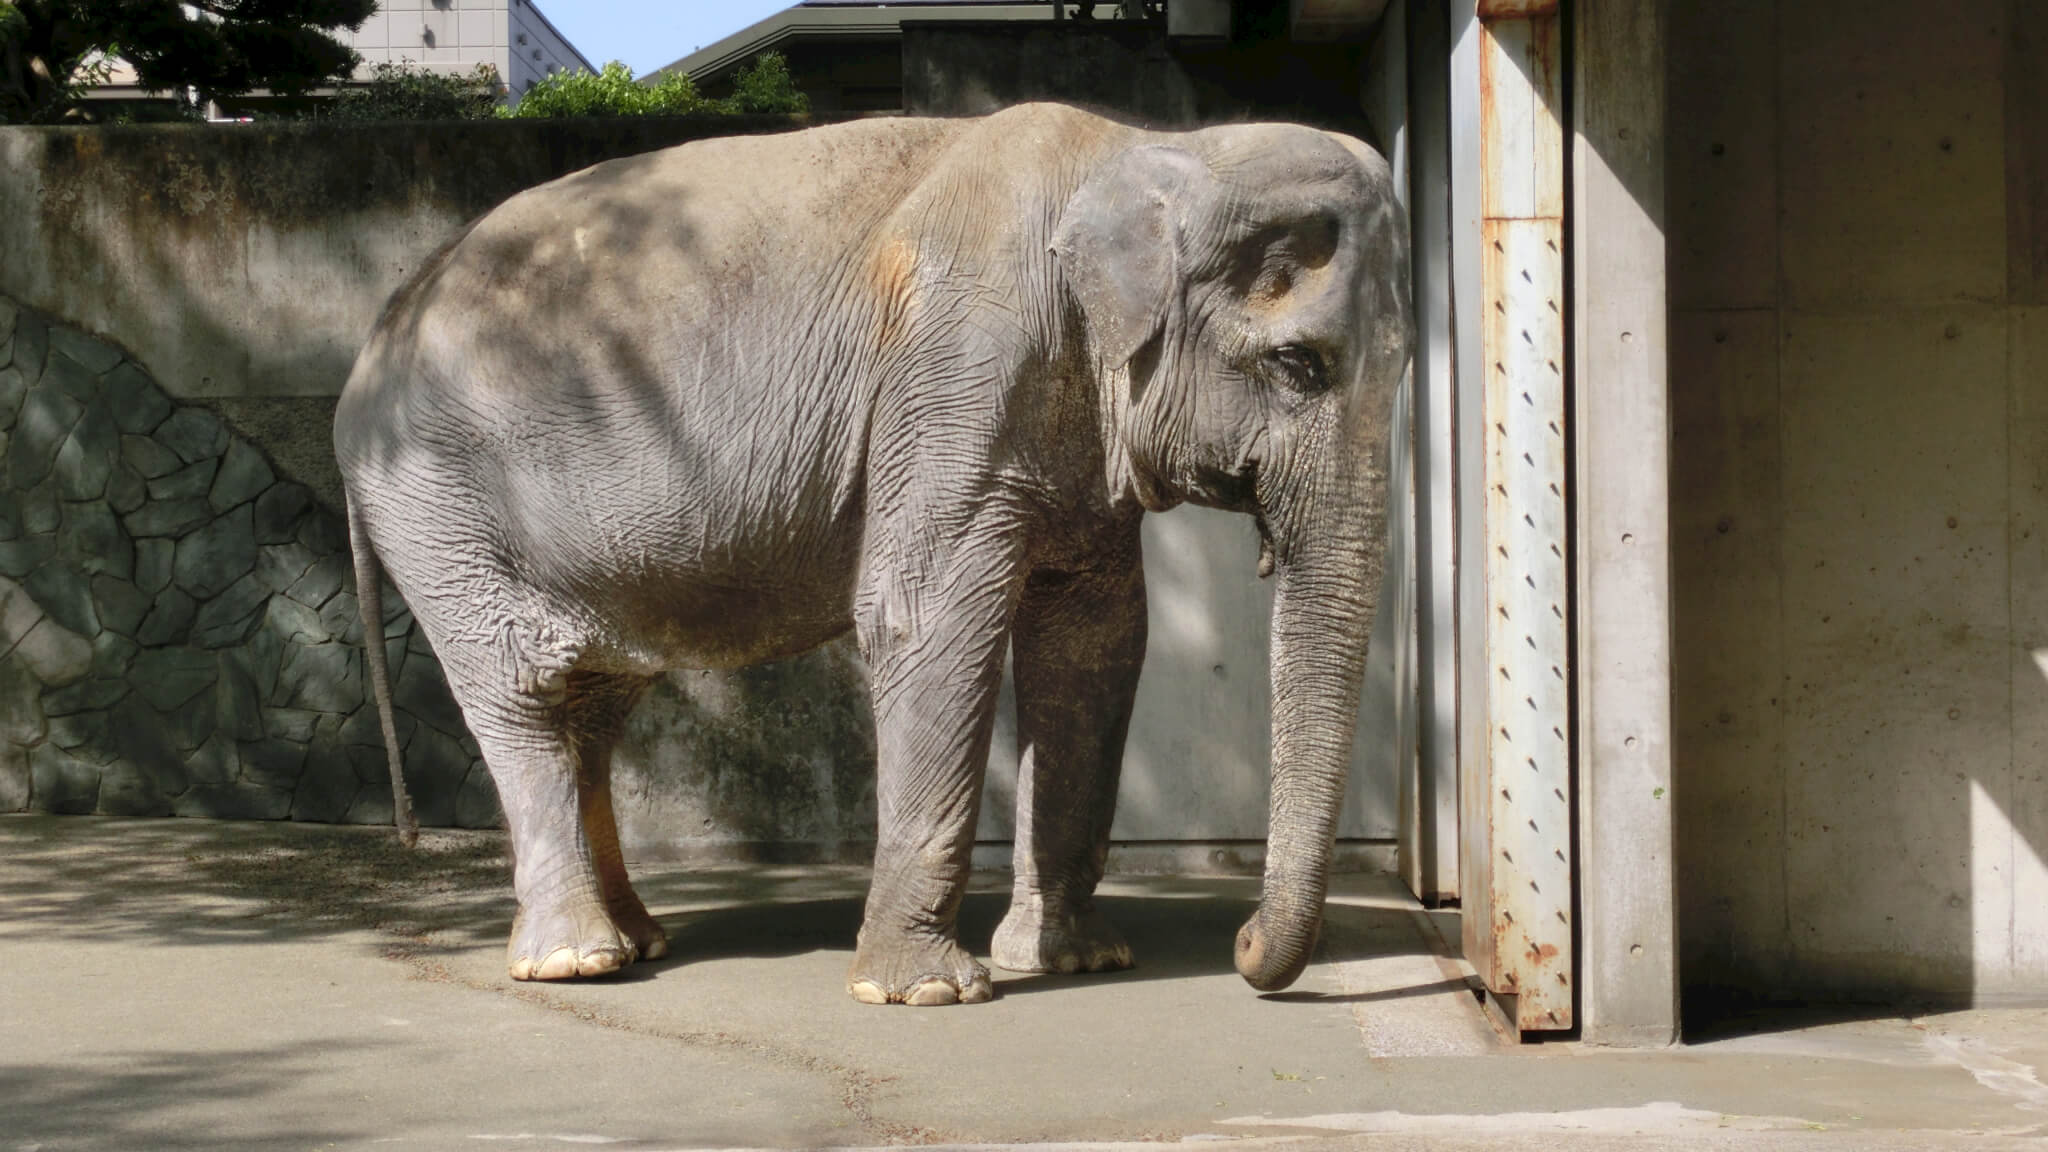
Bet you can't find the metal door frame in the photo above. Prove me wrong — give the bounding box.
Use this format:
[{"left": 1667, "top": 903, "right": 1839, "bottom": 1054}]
[{"left": 1417, "top": 0, "right": 1676, "bottom": 1044}]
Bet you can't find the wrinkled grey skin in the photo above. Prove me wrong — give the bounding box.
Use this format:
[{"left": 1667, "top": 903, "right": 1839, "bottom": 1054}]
[{"left": 336, "top": 103, "right": 1411, "bottom": 1004}]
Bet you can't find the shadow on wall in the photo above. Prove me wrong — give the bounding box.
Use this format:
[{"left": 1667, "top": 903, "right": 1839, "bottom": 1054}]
[
  {"left": 0, "top": 295, "right": 494, "bottom": 827},
  {"left": 613, "top": 642, "right": 879, "bottom": 858},
  {"left": 0, "top": 287, "right": 1403, "bottom": 849},
  {"left": 0, "top": 117, "right": 1405, "bottom": 854}
]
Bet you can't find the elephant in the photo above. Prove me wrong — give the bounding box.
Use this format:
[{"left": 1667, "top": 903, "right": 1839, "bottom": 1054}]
[{"left": 336, "top": 102, "right": 1411, "bottom": 1005}]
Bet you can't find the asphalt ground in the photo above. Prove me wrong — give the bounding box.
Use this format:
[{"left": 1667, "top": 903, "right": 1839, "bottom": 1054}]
[{"left": 3, "top": 815, "right": 2045, "bottom": 1151}]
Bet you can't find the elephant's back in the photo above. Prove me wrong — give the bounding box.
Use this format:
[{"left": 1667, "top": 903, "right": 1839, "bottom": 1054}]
[
  {"left": 345, "top": 117, "right": 968, "bottom": 445},
  {"left": 333, "top": 118, "right": 984, "bottom": 666},
  {"left": 332, "top": 106, "right": 1135, "bottom": 668}
]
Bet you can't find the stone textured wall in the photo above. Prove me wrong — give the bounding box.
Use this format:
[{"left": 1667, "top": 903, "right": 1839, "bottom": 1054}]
[{"left": 0, "top": 293, "right": 495, "bottom": 827}]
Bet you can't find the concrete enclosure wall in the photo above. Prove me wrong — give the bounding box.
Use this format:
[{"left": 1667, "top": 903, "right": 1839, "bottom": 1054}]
[
  {"left": 0, "top": 117, "right": 1399, "bottom": 857},
  {"left": 1670, "top": 0, "right": 2048, "bottom": 1003}
]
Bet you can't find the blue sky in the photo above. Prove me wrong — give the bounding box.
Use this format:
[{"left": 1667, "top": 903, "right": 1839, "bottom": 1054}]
[{"left": 537, "top": 1, "right": 797, "bottom": 77}]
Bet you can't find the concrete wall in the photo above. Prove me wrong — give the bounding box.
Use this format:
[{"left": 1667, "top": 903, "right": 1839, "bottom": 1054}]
[
  {"left": 0, "top": 118, "right": 1399, "bottom": 858},
  {"left": 0, "top": 118, "right": 826, "bottom": 509},
  {"left": 901, "top": 23, "right": 1376, "bottom": 139},
  {"left": 904, "top": 24, "right": 1208, "bottom": 124},
  {"left": 1670, "top": 0, "right": 2048, "bottom": 1004}
]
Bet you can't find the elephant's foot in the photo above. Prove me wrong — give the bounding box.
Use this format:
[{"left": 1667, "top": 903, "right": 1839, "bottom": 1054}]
[
  {"left": 991, "top": 897, "right": 1134, "bottom": 974},
  {"left": 604, "top": 889, "right": 669, "bottom": 963},
  {"left": 846, "top": 931, "right": 992, "bottom": 1006},
  {"left": 506, "top": 898, "right": 635, "bottom": 981}
]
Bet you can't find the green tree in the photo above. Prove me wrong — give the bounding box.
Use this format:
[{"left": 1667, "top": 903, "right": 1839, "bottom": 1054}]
[
  {"left": 499, "top": 59, "right": 702, "bottom": 119},
  {"left": 328, "top": 60, "right": 499, "bottom": 122},
  {"left": 723, "top": 50, "right": 806, "bottom": 115},
  {"left": 0, "top": 0, "right": 373, "bottom": 123},
  {"left": 501, "top": 53, "right": 808, "bottom": 120}
]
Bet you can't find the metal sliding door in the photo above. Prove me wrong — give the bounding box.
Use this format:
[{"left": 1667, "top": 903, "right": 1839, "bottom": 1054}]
[{"left": 1452, "top": 0, "right": 1576, "bottom": 1037}]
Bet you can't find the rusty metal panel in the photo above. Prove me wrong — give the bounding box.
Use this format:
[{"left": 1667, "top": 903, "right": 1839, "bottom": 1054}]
[
  {"left": 1482, "top": 215, "right": 1573, "bottom": 1031},
  {"left": 1477, "top": 0, "right": 1561, "bottom": 20},
  {"left": 1470, "top": 6, "right": 1574, "bottom": 1037},
  {"left": 1479, "top": 15, "right": 1565, "bottom": 220}
]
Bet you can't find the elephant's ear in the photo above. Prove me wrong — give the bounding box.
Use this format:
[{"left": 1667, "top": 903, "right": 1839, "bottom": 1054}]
[{"left": 1051, "top": 145, "right": 1214, "bottom": 368}]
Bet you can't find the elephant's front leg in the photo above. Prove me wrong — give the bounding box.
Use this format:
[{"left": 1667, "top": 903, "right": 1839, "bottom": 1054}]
[
  {"left": 992, "top": 540, "right": 1145, "bottom": 975},
  {"left": 847, "top": 529, "right": 1025, "bottom": 1006}
]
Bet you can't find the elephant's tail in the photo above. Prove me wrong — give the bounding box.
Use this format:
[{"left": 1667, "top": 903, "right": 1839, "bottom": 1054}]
[{"left": 347, "top": 495, "right": 418, "bottom": 848}]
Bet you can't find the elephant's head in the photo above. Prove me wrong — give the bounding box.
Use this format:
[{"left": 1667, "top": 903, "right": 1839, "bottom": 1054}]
[{"left": 1053, "top": 125, "right": 1412, "bottom": 991}]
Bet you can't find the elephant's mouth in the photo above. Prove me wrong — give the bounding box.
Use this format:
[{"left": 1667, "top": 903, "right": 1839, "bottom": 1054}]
[
  {"left": 1190, "top": 466, "right": 1258, "bottom": 513},
  {"left": 1186, "top": 427, "right": 1265, "bottom": 514}
]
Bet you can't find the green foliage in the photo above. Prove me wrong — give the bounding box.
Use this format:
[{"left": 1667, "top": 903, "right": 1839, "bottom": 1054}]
[
  {"left": 0, "top": 0, "right": 372, "bottom": 123},
  {"left": 500, "top": 60, "right": 702, "bottom": 119},
  {"left": 328, "top": 61, "right": 500, "bottom": 122},
  {"left": 724, "top": 51, "right": 807, "bottom": 115},
  {"left": 500, "top": 53, "right": 808, "bottom": 120}
]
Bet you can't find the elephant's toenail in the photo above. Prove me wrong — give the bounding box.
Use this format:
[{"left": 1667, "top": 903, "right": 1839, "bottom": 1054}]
[
  {"left": 905, "top": 980, "right": 960, "bottom": 1007},
  {"left": 534, "top": 947, "right": 581, "bottom": 980}
]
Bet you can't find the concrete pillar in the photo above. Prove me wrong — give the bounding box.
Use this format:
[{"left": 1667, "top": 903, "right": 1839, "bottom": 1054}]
[{"left": 1570, "top": 0, "right": 1679, "bottom": 1046}]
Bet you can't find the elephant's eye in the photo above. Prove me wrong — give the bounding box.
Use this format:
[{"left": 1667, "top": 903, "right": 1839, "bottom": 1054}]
[{"left": 1265, "top": 344, "right": 1330, "bottom": 395}]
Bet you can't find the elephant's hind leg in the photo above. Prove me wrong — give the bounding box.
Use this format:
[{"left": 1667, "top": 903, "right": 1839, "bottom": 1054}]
[
  {"left": 569, "top": 671, "right": 667, "bottom": 964},
  {"left": 441, "top": 636, "right": 638, "bottom": 981},
  {"left": 992, "top": 546, "right": 1146, "bottom": 975}
]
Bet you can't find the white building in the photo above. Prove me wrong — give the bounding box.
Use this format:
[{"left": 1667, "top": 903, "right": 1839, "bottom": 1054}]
[
  {"left": 78, "top": 0, "right": 593, "bottom": 114},
  {"left": 342, "top": 0, "right": 592, "bottom": 99}
]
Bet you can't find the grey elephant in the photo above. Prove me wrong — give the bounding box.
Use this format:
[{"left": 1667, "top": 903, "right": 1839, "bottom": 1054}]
[{"left": 336, "top": 102, "right": 1411, "bottom": 1005}]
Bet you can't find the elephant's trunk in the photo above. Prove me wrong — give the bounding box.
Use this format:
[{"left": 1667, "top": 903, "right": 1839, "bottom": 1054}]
[{"left": 1237, "top": 425, "right": 1382, "bottom": 992}]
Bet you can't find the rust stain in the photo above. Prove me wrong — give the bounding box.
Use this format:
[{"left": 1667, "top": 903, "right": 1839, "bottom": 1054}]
[
  {"left": 1477, "top": 0, "right": 1559, "bottom": 18},
  {"left": 1476, "top": 16, "right": 1570, "bottom": 1029},
  {"left": 1525, "top": 13, "right": 1561, "bottom": 92}
]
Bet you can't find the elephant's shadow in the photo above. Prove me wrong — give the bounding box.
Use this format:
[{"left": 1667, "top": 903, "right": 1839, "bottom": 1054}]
[{"left": 630, "top": 882, "right": 1437, "bottom": 995}]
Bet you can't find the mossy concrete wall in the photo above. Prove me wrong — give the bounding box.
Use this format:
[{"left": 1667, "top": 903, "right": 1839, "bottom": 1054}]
[
  {"left": 0, "top": 117, "right": 830, "bottom": 512},
  {"left": 0, "top": 117, "right": 1398, "bottom": 861},
  {"left": 0, "top": 117, "right": 893, "bottom": 855}
]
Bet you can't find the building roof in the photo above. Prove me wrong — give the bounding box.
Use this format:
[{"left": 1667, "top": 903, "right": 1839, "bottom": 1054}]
[{"left": 643, "top": 2, "right": 1053, "bottom": 85}]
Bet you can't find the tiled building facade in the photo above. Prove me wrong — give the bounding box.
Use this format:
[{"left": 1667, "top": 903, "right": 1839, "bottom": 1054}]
[{"left": 343, "top": 0, "right": 592, "bottom": 98}]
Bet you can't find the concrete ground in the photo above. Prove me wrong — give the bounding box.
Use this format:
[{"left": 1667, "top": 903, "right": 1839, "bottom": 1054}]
[{"left": 2, "top": 816, "right": 2045, "bottom": 1151}]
